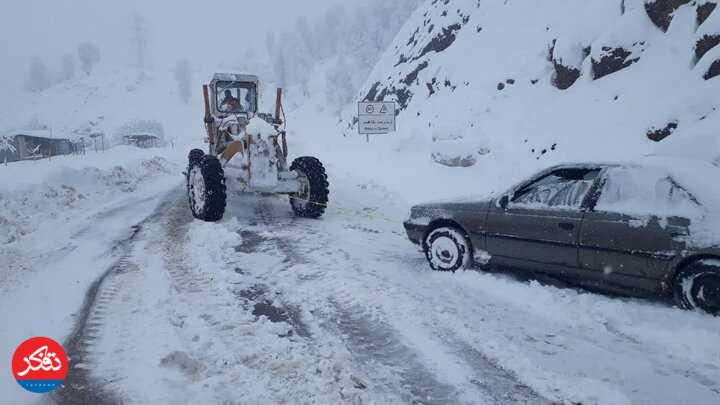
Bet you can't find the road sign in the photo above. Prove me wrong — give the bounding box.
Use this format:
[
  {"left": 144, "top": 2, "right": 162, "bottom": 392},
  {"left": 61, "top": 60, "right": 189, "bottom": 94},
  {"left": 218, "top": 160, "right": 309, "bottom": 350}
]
[{"left": 358, "top": 102, "right": 396, "bottom": 135}]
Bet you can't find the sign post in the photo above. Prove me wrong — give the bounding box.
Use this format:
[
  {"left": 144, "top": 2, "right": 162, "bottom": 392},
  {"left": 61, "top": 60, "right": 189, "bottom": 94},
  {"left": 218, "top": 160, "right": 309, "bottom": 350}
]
[{"left": 358, "top": 101, "right": 396, "bottom": 142}]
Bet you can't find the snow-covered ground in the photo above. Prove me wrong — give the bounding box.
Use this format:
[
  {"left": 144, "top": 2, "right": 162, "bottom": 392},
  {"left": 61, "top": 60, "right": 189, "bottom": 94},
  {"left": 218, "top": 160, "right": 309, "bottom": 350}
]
[
  {"left": 2, "top": 105, "right": 718, "bottom": 404},
  {"left": 0, "top": 146, "right": 184, "bottom": 404},
  {"left": 1, "top": 0, "right": 720, "bottom": 404}
]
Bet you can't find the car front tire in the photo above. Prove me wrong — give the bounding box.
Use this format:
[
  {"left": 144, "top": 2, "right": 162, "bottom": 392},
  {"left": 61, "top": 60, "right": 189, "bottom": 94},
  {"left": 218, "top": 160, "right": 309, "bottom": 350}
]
[
  {"left": 674, "top": 259, "right": 720, "bottom": 316},
  {"left": 423, "top": 226, "right": 472, "bottom": 272}
]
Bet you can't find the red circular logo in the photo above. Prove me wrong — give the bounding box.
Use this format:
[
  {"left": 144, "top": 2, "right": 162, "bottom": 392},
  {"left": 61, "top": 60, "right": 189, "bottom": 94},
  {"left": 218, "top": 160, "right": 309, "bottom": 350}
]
[{"left": 12, "top": 337, "right": 68, "bottom": 393}]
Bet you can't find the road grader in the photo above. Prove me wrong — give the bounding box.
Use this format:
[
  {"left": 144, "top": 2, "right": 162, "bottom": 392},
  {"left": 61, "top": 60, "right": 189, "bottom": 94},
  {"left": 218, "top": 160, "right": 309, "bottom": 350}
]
[{"left": 186, "top": 73, "right": 329, "bottom": 222}]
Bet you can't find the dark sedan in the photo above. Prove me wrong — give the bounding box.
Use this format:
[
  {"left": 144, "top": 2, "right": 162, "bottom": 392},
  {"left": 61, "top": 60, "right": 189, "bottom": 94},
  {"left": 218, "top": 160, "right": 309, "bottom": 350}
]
[{"left": 403, "top": 162, "right": 720, "bottom": 315}]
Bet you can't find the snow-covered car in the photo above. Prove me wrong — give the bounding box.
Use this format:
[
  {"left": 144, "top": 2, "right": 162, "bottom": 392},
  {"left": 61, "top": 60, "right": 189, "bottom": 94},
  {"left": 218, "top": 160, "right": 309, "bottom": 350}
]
[{"left": 403, "top": 162, "right": 720, "bottom": 315}]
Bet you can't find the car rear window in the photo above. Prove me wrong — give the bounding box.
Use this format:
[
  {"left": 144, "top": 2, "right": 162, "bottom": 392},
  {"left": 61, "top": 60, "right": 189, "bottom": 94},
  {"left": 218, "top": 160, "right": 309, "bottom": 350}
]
[{"left": 595, "top": 167, "right": 703, "bottom": 218}]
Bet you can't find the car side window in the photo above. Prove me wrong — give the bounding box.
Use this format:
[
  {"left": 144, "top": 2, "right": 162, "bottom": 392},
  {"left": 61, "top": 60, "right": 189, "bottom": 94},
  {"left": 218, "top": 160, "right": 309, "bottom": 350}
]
[{"left": 512, "top": 168, "right": 600, "bottom": 209}]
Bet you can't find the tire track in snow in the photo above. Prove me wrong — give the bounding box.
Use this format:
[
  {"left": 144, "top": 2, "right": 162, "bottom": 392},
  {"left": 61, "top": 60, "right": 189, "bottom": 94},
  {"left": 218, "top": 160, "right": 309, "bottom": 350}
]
[
  {"left": 246, "top": 197, "right": 480, "bottom": 404},
  {"left": 248, "top": 194, "right": 554, "bottom": 404},
  {"left": 327, "top": 246, "right": 548, "bottom": 405},
  {"left": 333, "top": 241, "right": 551, "bottom": 404},
  {"left": 53, "top": 227, "right": 143, "bottom": 405},
  {"left": 54, "top": 189, "right": 190, "bottom": 404},
  {"left": 161, "top": 191, "right": 376, "bottom": 403},
  {"left": 326, "top": 301, "right": 461, "bottom": 405}
]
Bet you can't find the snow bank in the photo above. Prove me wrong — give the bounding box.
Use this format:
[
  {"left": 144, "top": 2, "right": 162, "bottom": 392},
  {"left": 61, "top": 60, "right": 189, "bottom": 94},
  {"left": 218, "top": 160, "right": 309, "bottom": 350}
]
[{"left": 0, "top": 149, "right": 180, "bottom": 244}]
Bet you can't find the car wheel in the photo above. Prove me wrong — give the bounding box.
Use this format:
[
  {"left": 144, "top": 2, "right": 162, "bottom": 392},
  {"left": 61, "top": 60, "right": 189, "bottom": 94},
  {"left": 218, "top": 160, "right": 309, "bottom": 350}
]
[
  {"left": 674, "top": 259, "right": 720, "bottom": 316},
  {"left": 423, "top": 226, "right": 472, "bottom": 272}
]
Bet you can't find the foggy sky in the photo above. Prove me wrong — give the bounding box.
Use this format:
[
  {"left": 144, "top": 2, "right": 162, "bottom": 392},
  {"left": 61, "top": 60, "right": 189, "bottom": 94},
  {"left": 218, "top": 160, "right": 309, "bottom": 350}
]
[{"left": 0, "top": 0, "right": 346, "bottom": 91}]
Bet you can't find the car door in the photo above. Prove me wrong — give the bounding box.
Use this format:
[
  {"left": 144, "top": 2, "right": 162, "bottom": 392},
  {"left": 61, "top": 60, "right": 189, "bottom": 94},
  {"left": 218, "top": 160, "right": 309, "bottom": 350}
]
[
  {"left": 485, "top": 167, "right": 601, "bottom": 274},
  {"left": 578, "top": 167, "right": 693, "bottom": 292}
]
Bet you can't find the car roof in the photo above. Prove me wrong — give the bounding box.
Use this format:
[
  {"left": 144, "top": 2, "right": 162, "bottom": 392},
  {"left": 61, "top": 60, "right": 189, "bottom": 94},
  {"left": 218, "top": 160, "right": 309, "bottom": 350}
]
[{"left": 549, "top": 158, "right": 720, "bottom": 205}]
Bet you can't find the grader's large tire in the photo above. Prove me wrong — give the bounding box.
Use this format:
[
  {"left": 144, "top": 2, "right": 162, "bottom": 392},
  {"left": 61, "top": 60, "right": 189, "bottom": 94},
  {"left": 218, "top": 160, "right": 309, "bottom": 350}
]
[
  {"left": 290, "top": 157, "right": 329, "bottom": 219},
  {"left": 188, "top": 149, "right": 205, "bottom": 168},
  {"left": 187, "top": 155, "right": 226, "bottom": 222}
]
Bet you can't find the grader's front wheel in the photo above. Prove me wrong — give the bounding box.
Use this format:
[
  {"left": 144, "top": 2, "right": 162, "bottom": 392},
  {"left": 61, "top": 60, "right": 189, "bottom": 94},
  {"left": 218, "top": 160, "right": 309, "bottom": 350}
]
[
  {"left": 187, "top": 154, "right": 227, "bottom": 222},
  {"left": 290, "top": 157, "right": 329, "bottom": 219}
]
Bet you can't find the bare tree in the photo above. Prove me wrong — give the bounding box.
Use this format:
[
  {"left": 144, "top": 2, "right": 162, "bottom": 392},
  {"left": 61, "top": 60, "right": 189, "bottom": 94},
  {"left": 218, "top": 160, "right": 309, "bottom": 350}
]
[
  {"left": 78, "top": 42, "right": 101, "bottom": 75},
  {"left": 24, "top": 57, "right": 51, "bottom": 92},
  {"left": 174, "top": 59, "right": 192, "bottom": 104},
  {"left": 0, "top": 136, "right": 15, "bottom": 153},
  {"left": 326, "top": 57, "right": 355, "bottom": 116},
  {"left": 0, "top": 135, "right": 16, "bottom": 165}
]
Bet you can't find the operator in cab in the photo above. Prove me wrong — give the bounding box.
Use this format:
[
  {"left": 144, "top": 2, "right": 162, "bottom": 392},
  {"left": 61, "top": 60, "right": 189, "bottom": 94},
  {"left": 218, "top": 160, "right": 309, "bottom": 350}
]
[{"left": 220, "top": 89, "right": 242, "bottom": 112}]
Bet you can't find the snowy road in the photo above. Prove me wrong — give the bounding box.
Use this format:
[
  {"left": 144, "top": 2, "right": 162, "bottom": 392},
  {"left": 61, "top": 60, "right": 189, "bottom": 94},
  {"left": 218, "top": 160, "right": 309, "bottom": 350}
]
[{"left": 46, "top": 183, "right": 720, "bottom": 405}]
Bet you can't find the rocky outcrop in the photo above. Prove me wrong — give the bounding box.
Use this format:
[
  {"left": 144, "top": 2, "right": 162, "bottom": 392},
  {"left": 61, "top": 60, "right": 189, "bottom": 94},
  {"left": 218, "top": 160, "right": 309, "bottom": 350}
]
[
  {"left": 695, "top": 34, "right": 720, "bottom": 62},
  {"left": 644, "top": 0, "right": 692, "bottom": 31},
  {"left": 697, "top": 1, "right": 718, "bottom": 26},
  {"left": 553, "top": 63, "right": 581, "bottom": 90},
  {"left": 358, "top": 0, "right": 472, "bottom": 116},
  {"left": 705, "top": 59, "right": 720, "bottom": 79},
  {"left": 647, "top": 121, "right": 678, "bottom": 142},
  {"left": 431, "top": 152, "right": 477, "bottom": 167},
  {"left": 549, "top": 40, "right": 587, "bottom": 90},
  {"left": 592, "top": 46, "right": 643, "bottom": 80}
]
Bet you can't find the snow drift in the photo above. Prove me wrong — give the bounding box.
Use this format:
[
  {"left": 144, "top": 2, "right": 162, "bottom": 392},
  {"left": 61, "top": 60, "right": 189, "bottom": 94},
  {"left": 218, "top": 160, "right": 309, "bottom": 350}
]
[{"left": 0, "top": 151, "right": 178, "bottom": 244}]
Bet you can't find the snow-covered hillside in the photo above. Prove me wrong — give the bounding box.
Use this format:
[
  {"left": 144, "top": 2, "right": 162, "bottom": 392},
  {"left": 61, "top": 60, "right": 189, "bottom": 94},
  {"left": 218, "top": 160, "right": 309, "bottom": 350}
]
[
  {"left": 349, "top": 0, "right": 719, "bottom": 168},
  {"left": 0, "top": 67, "right": 227, "bottom": 149}
]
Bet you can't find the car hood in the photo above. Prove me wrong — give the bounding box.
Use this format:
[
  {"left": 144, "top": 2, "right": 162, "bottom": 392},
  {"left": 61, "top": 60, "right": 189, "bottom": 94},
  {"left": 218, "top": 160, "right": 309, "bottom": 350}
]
[
  {"left": 421, "top": 190, "right": 500, "bottom": 206},
  {"left": 406, "top": 198, "right": 493, "bottom": 226}
]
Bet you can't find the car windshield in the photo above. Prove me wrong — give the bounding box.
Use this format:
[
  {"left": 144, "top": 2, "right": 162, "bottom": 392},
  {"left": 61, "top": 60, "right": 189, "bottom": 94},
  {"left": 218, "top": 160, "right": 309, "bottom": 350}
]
[
  {"left": 595, "top": 166, "right": 703, "bottom": 218},
  {"left": 216, "top": 81, "right": 257, "bottom": 114}
]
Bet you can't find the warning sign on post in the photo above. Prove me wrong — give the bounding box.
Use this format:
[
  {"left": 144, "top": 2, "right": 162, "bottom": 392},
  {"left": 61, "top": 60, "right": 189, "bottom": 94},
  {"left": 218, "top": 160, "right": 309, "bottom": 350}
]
[{"left": 358, "top": 102, "right": 396, "bottom": 135}]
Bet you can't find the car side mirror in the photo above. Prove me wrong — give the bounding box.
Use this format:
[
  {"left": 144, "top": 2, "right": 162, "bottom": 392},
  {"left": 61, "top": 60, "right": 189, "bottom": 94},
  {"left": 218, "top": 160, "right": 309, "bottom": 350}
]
[{"left": 499, "top": 195, "right": 509, "bottom": 210}]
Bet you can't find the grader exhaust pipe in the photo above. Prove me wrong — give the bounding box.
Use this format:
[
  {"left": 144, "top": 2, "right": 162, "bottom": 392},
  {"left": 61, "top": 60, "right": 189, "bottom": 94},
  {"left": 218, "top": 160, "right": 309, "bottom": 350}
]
[
  {"left": 202, "top": 84, "right": 215, "bottom": 148},
  {"left": 275, "top": 88, "right": 288, "bottom": 159}
]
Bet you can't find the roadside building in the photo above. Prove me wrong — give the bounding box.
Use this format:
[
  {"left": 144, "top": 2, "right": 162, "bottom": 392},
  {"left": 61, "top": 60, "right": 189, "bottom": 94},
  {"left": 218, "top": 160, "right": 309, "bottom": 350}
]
[
  {"left": 0, "top": 130, "right": 74, "bottom": 162},
  {"left": 123, "top": 133, "right": 159, "bottom": 148}
]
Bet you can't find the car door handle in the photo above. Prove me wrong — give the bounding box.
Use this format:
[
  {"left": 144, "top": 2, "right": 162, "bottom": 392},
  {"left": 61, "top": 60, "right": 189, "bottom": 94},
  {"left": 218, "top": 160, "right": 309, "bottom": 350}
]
[{"left": 558, "top": 222, "right": 575, "bottom": 231}]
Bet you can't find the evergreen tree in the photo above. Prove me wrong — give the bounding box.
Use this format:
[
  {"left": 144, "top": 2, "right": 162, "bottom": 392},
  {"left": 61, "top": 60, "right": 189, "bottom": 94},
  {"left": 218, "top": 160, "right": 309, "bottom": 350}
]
[
  {"left": 59, "top": 54, "right": 76, "bottom": 82},
  {"left": 78, "top": 42, "right": 101, "bottom": 75},
  {"left": 174, "top": 59, "right": 193, "bottom": 104},
  {"left": 131, "top": 12, "right": 151, "bottom": 69},
  {"left": 24, "top": 57, "right": 51, "bottom": 92}
]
